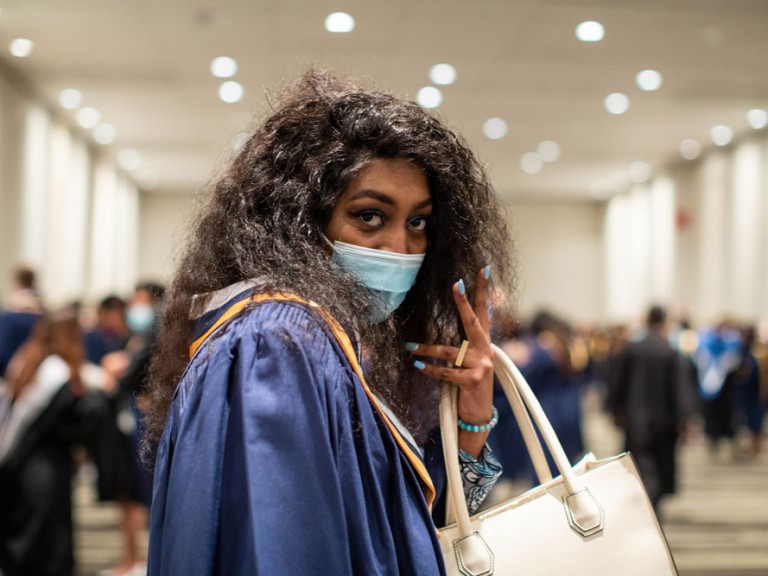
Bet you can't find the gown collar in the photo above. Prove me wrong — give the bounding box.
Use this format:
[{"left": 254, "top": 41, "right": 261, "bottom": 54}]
[{"left": 186, "top": 284, "right": 436, "bottom": 510}]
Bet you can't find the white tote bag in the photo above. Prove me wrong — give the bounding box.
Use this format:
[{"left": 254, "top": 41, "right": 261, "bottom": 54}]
[{"left": 438, "top": 344, "right": 679, "bottom": 576}]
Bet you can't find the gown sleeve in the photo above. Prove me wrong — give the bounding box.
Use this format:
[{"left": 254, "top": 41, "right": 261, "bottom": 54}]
[
  {"left": 211, "top": 310, "right": 355, "bottom": 574},
  {"left": 151, "top": 303, "right": 444, "bottom": 576}
]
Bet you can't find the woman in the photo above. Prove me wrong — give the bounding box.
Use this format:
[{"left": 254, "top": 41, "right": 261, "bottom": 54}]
[
  {"left": 94, "top": 283, "right": 164, "bottom": 576},
  {"left": 145, "top": 70, "right": 513, "bottom": 574},
  {"left": 0, "top": 310, "right": 105, "bottom": 576}
]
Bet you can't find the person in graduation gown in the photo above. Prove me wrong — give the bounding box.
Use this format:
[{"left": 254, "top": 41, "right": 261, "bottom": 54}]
[
  {"left": 0, "top": 310, "right": 106, "bottom": 576},
  {"left": 143, "top": 70, "right": 515, "bottom": 575},
  {"left": 695, "top": 323, "right": 743, "bottom": 452},
  {"left": 91, "top": 283, "right": 164, "bottom": 576},
  {"left": 490, "top": 311, "right": 584, "bottom": 485},
  {"left": 0, "top": 266, "right": 44, "bottom": 378},
  {"left": 84, "top": 295, "right": 129, "bottom": 365},
  {"left": 608, "top": 306, "right": 692, "bottom": 512}
]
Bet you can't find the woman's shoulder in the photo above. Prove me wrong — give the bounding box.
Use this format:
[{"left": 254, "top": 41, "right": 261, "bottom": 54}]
[
  {"left": 180, "top": 299, "right": 355, "bottom": 406},
  {"left": 215, "top": 298, "right": 349, "bottom": 366}
]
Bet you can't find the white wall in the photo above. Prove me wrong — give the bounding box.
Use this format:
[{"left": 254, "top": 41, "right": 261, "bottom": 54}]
[
  {"left": 137, "top": 192, "right": 195, "bottom": 284},
  {"left": 672, "top": 165, "right": 700, "bottom": 320},
  {"left": 507, "top": 200, "right": 604, "bottom": 324}
]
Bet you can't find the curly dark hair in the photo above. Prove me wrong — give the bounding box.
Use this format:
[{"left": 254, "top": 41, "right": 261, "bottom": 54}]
[{"left": 144, "top": 70, "right": 514, "bottom": 457}]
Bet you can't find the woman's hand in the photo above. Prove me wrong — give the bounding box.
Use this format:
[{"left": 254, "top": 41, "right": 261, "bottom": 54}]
[{"left": 406, "top": 265, "right": 494, "bottom": 458}]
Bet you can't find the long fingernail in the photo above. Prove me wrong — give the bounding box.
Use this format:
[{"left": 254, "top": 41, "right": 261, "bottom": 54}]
[
  {"left": 414, "top": 360, "right": 426, "bottom": 370},
  {"left": 457, "top": 278, "right": 465, "bottom": 295},
  {"left": 484, "top": 265, "right": 491, "bottom": 280},
  {"left": 405, "top": 342, "right": 419, "bottom": 352}
]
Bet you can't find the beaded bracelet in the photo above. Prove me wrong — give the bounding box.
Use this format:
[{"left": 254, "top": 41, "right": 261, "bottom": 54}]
[{"left": 457, "top": 406, "right": 499, "bottom": 433}]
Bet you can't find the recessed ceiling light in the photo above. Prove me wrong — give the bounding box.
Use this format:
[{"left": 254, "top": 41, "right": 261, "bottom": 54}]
[
  {"left": 219, "top": 81, "right": 244, "bottom": 103},
  {"left": 710, "top": 125, "right": 732, "bottom": 146},
  {"left": 325, "top": 12, "right": 355, "bottom": 33},
  {"left": 575, "top": 21, "right": 604, "bottom": 42},
  {"left": 9, "top": 38, "right": 34, "bottom": 58},
  {"left": 210, "top": 56, "right": 238, "bottom": 78},
  {"left": 416, "top": 86, "right": 442, "bottom": 109},
  {"left": 118, "top": 149, "right": 141, "bottom": 171},
  {"left": 430, "top": 64, "right": 457, "bottom": 86},
  {"left": 482, "top": 117, "right": 507, "bottom": 140},
  {"left": 93, "top": 123, "right": 116, "bottom": 145},
  {"left": 58, "top": 88, "right": 83, "bottom": 110},
  {"left": 520, "top": 153, "right": 543, "bottom": 175},
  {"left": 628, "top": 161, "right": 652, "bottom": 183},
  {"left": 76, "top": 107, "right": 101, "bottom": 129},
  {"left": 537, "top": 141, "right": 560, "bottom": 162},
  {"left": 747, "top": 108, "right": 768, "bottom": 130},
  {"left": 604, "top": 92, "right": 630, "bottom": 115},
  {"left": 636, "top": 70, "right": 663, "bottom": 91},
  {"left": 680, "top": 139, "right": 701, "bottom": 160}
]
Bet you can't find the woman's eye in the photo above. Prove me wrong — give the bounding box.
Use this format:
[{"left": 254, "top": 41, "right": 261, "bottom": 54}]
[
  {"left": 409, "top": 216, "right": 429, "bottom": 232},
  {"left": 356, "top": 210, "right": 384, "bottom": 228}
]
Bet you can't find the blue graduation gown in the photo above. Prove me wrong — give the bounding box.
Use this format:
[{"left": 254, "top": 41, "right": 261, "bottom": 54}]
[
  {"left": 0, "top": 311, "right": 41, "bottom": 377},
  {"left": 148, "top": 296, "right": 445, "bottom": 575}
]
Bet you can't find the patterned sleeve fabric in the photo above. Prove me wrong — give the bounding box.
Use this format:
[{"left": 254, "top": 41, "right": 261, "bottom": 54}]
[{"left": 459, "top": 444, "right": 503, "bottom": 515}]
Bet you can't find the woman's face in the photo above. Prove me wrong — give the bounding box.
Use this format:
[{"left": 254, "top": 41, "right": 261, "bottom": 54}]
[{"left": 325, "top": 158, "right": 432, "bottom": 255}]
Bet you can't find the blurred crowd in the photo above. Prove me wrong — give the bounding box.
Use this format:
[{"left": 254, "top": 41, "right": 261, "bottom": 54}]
[
  {"left": 488, "top": 303, "right": 767, "bottom": 514},
  {"left": 0, "top": 266, "right": 163, "bottom": 576},
  {"left": 0, "top": 264, "right": 766, "bottom": 575}
]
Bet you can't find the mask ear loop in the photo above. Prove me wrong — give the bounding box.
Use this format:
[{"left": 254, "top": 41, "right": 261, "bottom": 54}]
[{"left": 320, "top": 232, "right": 337, "bottom": 251}]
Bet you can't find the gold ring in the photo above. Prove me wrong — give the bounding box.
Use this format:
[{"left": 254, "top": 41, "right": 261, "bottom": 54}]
[{"left": 455, "top": 340, "right": 470, "bottom": 368}]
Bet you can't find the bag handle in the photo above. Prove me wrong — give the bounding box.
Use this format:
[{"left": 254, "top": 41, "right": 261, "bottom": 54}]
[
  {"left": 442, "top": 345, "right": 602, "bottom": 542},
  {"left": 441, "top": 347, "right": 553, "bottom": 527}
]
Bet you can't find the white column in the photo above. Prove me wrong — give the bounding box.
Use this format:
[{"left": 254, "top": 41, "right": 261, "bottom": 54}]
[
  {"left": 20, "top": 106, "right": 50, "bottom": 270},
  {"left": 113, "top": 175, "right": 139, "bottom": 295},
  {"left": 627, "top": 185, "right": 652, "bottom": 318},
  {"left": 61, "top": 138, "right": 90, "bottom": 302},
  {"left": 43, "top": 124, "right": 73, "bottom": 305},
  {"left": 649, "top": 176, "right": 676, "bottom": 305},
  {"left": 88, "top": 160, "right": 119, "bottom": 298},
  {"left": 760, "top": 139, "right": 768, "bottom": 318},
  {"left": 44, "top": 126, "right": 90, "bottom": 306},
  {"left": 697, "top": 152, "right": 730, "bottom": 325},
  {"left": 729, "top": 141, "right": 762, "bottom": 320},
  {"left": 605, "top": 193, "right": 631, "bottom": 322}
]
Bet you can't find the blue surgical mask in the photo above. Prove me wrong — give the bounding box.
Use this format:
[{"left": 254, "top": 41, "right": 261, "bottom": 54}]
[
  {"left": 329, "top": 239, "right": 425, "bottom": 323},
  {"left": 127, "top": 304, "right": 155, "bottom": 333}
]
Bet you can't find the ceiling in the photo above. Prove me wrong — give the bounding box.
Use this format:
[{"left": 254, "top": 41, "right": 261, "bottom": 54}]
[{"left": 0, "top": 0, "right": 766, "bottom": 201}]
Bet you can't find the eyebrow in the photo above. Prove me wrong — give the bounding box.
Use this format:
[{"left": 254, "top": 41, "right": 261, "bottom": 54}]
[{"left": 350, "top": 189, "right": 432, "bottom": 209}]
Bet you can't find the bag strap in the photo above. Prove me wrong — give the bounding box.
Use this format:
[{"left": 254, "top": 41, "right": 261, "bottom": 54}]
[
  {"left": 492, "top": 345, "right": 582, "bottom": 493},
  {"left": 441, "top": 351, "right": 553, "bottom": 527},
  {"left": 441, "top": 344, "right": 593, "bottom": 539}
]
